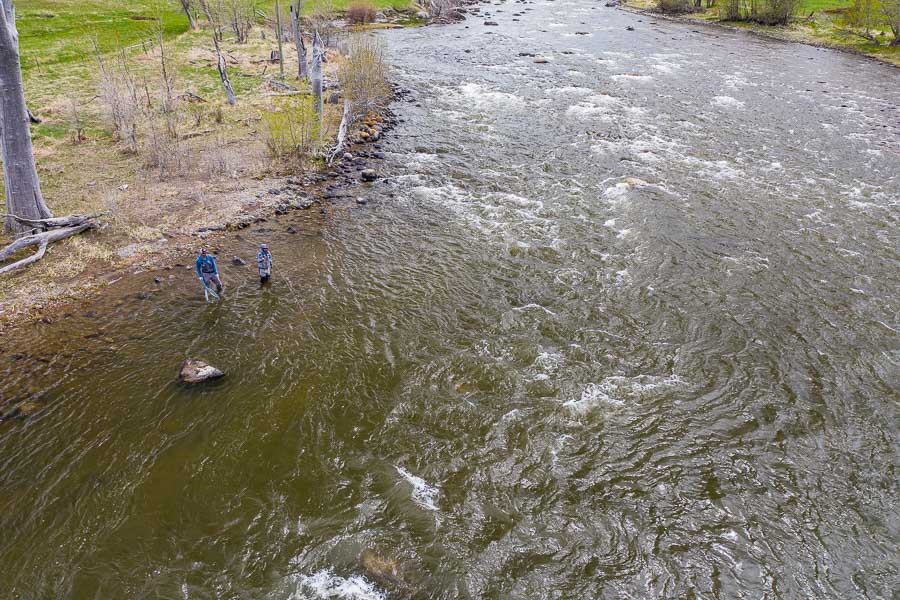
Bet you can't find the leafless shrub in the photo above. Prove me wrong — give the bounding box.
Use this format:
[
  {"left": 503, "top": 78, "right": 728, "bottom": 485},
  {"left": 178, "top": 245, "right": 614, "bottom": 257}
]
[
  {"left": 67, "top": 98, "right": 85, "bottom": 144},
  {"left": 95, "top": 45, "right": 140, "bottom": 152},
  {"left": 718, "top": 0, "right": 800, "bottom": 24},
  {"left": 205, "top": 0, "right": 257, "bottom": 42},
  {"left": 143, "top": 114, "right": 185, "bottom": 176},
  {"left": 346, "top": 1, "right": 377, "bottom": 24},
  {"left": 882, "top": 0, "right": 900, "bottom": 44},
  {"left": 308, "top": 0, "right": 340, "bottom": 47},
  {"left": 337, "top": 34, "right": 391, "bottom": 120},
  {"left": 657, "top": 0, "right": 694, "bottom": 13},
  {"left": 424, "top": 0, "right": 461, "bottom": 19},
  {"left": 201, "top": 132, "right": 232, "bottom": 179}
]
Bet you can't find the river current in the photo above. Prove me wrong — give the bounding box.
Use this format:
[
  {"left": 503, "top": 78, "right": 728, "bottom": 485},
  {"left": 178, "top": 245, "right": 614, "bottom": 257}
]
[{"left": 1, "top": 1, "right": 899, "bottom": 598}]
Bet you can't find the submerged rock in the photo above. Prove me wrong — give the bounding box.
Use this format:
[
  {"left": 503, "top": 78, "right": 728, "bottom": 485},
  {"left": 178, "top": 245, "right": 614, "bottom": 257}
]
[
  {"left": 178, "top": 359, "right": 225, "bottom": 384},
  {"left": 232, "top": 256, "right": 247, "bottom": 266}
]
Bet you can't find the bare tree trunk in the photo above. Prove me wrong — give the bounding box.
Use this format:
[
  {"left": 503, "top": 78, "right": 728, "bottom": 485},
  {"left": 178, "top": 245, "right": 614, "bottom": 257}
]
[
  {"left": 213, "top": 34, "right": 237, "bottom": 106},
  {"left": 179, "top": 0, "right": 199, "bottom": 30},
  {"left": 199, "top": 0, "right": 216, "bottom": 31},
  {"left": 311, "top": 30, "right": 324, "bottom": 126},
  {"left": 291, "top": 3, "right": 308, "bottom": 79},
  {"left": 0, "top": 0, "right": 52, "bottom": 234},
  {"left": 275, "top": 0, "right": 285, "bottom": 79}
]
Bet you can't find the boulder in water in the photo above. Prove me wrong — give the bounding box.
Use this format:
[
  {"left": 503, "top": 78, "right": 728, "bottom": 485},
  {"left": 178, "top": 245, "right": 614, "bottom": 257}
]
[
  {"left": 178, "top": 359, "right": 224, "bottom": 384},
  {"left": 232, "top": 256, "right": 247, "bottom": 266},
  {"left": 361, "top": 169, "right": 378, "bottom": 182}
]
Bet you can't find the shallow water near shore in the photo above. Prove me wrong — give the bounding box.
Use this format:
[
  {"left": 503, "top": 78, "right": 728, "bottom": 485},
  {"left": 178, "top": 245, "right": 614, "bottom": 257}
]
[{"left": 2, "top": 1, "right": 899, "bottom": 598}]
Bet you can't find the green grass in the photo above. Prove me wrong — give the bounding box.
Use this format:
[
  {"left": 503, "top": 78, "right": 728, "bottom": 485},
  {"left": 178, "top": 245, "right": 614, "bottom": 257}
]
[
  {"left": 18, "top": 1, "right": 189, "bottom": 74},
  {"left": 796, "top": 0, "right": 851, "bottom": 14},
  {"left": 17, "top": 0, "right": 413, "bottom": 75}
]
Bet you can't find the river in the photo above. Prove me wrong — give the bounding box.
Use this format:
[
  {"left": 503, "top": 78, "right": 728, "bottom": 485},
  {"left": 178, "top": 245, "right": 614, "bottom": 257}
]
[{"left": 1, "top": 1, "right": 898, "bottom": 598}]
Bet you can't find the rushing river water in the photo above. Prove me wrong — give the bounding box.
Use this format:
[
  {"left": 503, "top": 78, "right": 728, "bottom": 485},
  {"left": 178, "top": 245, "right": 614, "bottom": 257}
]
[{"left": 2, "top": 2, "right": 899, "bottom": 598}]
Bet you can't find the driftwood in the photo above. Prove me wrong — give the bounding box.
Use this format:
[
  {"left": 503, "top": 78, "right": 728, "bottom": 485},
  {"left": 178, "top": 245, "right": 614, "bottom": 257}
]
[
  {"left": 0, "top": 212, "right": 102, "bottom": 231},
  {"left": 0, "top": 216, "right": 98, "bottom": 275},
  {"left": 327, "top": 100, "right": 353, "bottom": 165},
  {"left": 265, "top": 78, "right": 297, "bottom": 91},
  {"left": 262, "top": 91, "right": 309, "bottom": 97}
]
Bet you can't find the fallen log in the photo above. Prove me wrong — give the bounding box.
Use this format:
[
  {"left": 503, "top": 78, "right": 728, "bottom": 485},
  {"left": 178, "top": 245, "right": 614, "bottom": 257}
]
[
  {"left": 327, "top": 100, "right": 353, "bottom": 165},
  {"left": 0, "top": 222, "right": 95, "bottom": 275},
  {"left": 0, "top": 212, "right": 103, "bottom": 232}
]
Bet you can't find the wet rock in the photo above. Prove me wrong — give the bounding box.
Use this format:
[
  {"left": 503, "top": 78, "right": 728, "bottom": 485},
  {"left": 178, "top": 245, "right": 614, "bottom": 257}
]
[
  {"left": 626, "top": 25, "right": 635, "bottom": 31},
  {"left": 484, "top": 20, "right": 499, "bottom": 25},
  {"left": 343, "top": 152, "right": 353, "bottom": 160},
  {"left": 373, "top": 152, "right": 386, "bottom": 159},
  {"left": 287, "top": 226, "right": 298, "bottom": 234},
  {"left": 416, "top": 10, "right": 429, "bottom": 19},
  {"left": 154, "top": 277, "right": 162, "bottom": 284},
  {"left": 326, "top": 92, "right": 340, "bottom": 104},
  {"left": 534, "top": 58, "right": 549, "bottom": 64},
  {"left": 356, "top": 197, "right": 368, "bottom": 205},
  {"left": 178, "top": 359, "right": 225, "bottom": 384},
  {"left": 232, "top": 256, "right": 247, "bottom": 266},
  {"left": 361, "top": 169, "right": 378, "bottom": 182}
]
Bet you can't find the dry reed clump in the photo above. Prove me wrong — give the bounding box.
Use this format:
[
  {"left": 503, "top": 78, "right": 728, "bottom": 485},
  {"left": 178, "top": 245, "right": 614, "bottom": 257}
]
[{"left": 337, "top": 34, "right": 392, "bottom": 119}]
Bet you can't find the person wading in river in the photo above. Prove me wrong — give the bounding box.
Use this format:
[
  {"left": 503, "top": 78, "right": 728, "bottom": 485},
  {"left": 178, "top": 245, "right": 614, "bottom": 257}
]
[
  {"left": 257, "top": 243, "right": 273, "bottom": 284},
  {"left": 195, "top": 248, "right": 223, "bottom": 295}
]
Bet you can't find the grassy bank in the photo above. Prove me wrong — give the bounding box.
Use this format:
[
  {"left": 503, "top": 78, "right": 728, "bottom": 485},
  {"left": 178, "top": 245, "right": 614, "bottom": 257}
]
[
  {"left": 624, "top": 0, "right": 900, "bottom": 66},
  {"left": 1, "top": 0, "right": 407, "bottom": 325}
]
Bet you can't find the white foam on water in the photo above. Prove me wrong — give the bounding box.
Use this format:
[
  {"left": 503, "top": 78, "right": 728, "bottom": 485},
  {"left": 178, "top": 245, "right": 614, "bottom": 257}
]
[
  {"left": 723, "top": 73, "right": 755, "bottom": 89},
  {"left": 289, "top": 570, "right": 386, "bottom": 600},
  {"left": 565, "top": 375, "right": 684, "bottom": 413},
  {"left": 544, "top": 86, "right": 594, "bottom": 95},
  {"left": 611, "top": 73, "right": 654, "bottom": 83},
  {"left": 396, "top": 466, "right": 440, "bottom": 511},
  {"left": 534, "top": 351, "right": 564, "bottom": 375},
  {"left": 566, "top": 102, "right": 615, "bottom": 119},
  {"left": 711, "top": 95, "right": 745, "bottom": 109},
  {"left": 456, "top": 83, "right": 525, "bottom": 109},
  {"left": 652, "top": 63, "right": 682, "bottom": 74},
  {"left": 513, "top": 303, "right": 557, "bottom": 316}
]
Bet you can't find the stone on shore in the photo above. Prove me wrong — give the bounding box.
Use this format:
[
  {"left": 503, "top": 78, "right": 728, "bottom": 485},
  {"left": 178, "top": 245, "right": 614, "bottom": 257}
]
[{"left": 178, "top": 359, "right": 225, "bottom": 384}]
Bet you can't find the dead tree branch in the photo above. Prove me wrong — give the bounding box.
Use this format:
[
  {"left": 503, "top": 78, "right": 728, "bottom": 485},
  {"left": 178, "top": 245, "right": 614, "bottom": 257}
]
[{"left": 0, "top": 221, "right": 96, "bottom": 275}]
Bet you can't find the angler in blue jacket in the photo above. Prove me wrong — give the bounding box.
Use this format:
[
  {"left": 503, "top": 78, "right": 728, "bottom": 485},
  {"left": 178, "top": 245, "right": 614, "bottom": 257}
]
[
  {"left": 257, "top": 243, "right": 273, "bottom": 284},
  {"left": 195, "top": 248, "right": 223, "bottom": 294}
]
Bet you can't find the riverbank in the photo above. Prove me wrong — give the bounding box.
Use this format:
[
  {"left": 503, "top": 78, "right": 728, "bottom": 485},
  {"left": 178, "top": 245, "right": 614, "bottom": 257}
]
[
  {"left": 0, "top": 5, "right": 419, "bottom": 331},
  {"left": 620, "top": 0, "right": 900, "bottom": 67}
]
